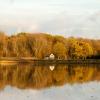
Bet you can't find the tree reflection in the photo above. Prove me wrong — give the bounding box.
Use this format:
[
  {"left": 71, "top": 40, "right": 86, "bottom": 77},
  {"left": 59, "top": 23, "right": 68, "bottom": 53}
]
[{"left": 0, "top": 64, "right": 99, "bottom": 89}]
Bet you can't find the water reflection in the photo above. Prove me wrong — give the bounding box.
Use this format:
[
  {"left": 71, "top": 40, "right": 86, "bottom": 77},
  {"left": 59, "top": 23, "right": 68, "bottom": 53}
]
[
  {"left": 0, "top": 64, "right": 99, "bottom": 89},
  {"left": 49, "top": 65, "right": 55, "bottom": 71}
]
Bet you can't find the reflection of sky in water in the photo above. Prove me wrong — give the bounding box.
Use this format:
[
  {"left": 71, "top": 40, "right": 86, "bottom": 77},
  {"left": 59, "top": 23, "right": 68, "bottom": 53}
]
[{"left": 0, "top": 82, "right": 100, "bottom": 100}]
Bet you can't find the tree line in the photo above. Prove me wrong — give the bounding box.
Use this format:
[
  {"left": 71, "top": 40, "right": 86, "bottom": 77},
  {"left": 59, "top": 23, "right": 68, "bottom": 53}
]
[{"left": 0, "top": 32, "right": 100, "bottom": 59}]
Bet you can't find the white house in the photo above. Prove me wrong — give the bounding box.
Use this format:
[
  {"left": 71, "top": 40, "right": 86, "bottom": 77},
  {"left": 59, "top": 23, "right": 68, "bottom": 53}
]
[{"left": 49, "top": 54, "right": 55, "bottom": 60}]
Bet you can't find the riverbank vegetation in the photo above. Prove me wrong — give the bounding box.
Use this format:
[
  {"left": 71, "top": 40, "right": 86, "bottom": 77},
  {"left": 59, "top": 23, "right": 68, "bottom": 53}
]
[{"left": 0, "top": 32, "right": 100, "bottom": 59}]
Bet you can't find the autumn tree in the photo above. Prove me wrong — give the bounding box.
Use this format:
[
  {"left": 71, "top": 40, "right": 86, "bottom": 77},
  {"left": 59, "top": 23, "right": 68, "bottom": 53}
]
[
  {"left": 53, "top": 42, "right": 67, "bottom": 59},
  {"left": 0, "top": 32, "right": 8, "bottom": 57},
  {"left": 68, "top": 37, "right": 94, "bottom": 59}
]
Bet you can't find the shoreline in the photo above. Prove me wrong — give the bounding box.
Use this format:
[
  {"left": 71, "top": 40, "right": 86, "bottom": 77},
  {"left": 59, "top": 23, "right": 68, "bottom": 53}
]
[{"left": 0, "top": 58, "right": 100, "bottom": 64}]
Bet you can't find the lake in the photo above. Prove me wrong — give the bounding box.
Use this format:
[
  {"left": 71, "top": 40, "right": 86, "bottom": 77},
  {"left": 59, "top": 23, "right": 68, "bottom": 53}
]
[{"left": 0, "top": 63, "right": 100, "bottom": 100}]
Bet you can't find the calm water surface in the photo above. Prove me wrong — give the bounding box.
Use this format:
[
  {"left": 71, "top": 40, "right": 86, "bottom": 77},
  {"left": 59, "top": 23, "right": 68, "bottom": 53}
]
[{"left": 0, "top": 64, "right": 99, "bottom": 90}]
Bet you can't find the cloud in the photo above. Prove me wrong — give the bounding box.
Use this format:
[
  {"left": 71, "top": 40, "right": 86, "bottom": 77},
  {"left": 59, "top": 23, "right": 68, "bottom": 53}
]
[
  {"left": 0, "top": 8, "right": 100, "bottom": 39},
  {"left": 38, "top": 11, "right": 100, "bottom": 39}
]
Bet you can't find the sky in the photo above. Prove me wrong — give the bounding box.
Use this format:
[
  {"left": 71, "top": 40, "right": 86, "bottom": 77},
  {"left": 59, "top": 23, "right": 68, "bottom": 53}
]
[{"left": 0, "top": 0, "right": 100, "bottom": 38}]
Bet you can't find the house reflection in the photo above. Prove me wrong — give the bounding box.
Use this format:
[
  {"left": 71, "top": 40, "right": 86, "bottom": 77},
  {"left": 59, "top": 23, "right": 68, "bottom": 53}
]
[{"left": 49, "top": 65, "right": 55, "bottom": 71}]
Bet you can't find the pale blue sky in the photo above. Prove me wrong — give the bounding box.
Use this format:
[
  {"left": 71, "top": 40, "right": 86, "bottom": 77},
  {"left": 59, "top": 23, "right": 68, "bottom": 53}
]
[
  {"left": 1, "top": 0, "right": 100, "bottom": 13},
  {"left": 0, "top": 0, "right": 100, "bottom": 38}
]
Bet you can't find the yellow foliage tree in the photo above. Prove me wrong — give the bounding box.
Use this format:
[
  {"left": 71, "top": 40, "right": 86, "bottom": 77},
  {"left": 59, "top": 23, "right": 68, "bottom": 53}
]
[
  {"left": 53, "top": 42, "right": 67, "bottom": 59},
  {"left": 68, "top": 38, "right": 93, "bottom": 59}
]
